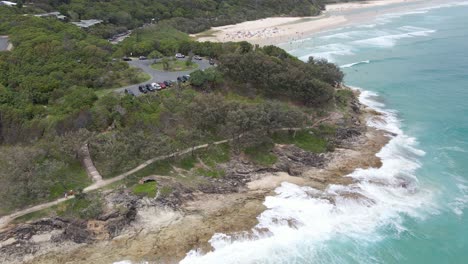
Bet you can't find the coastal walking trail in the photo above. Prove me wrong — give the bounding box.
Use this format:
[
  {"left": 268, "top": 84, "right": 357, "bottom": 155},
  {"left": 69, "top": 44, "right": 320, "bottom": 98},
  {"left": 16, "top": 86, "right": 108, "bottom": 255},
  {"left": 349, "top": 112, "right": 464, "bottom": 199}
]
[{"left": 0, "top": 118, "right": 330, "bottom": 230}]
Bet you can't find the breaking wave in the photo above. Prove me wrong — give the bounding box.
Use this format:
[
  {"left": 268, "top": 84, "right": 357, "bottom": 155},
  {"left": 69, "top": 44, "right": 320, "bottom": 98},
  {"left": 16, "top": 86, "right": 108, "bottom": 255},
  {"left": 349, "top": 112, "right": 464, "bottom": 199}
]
[{"left": 340, "top": 60, "right": 371, "bottom": 68}]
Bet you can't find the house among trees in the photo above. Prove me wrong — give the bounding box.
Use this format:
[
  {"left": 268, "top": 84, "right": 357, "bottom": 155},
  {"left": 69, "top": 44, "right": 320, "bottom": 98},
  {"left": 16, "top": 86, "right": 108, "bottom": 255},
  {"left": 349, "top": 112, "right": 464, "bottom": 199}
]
[
  {"left": 71, "top": 19, "right": 103, "bottom": 28},
  {"left": 34, "top": 12, "right": 67, "bottom": 20}
]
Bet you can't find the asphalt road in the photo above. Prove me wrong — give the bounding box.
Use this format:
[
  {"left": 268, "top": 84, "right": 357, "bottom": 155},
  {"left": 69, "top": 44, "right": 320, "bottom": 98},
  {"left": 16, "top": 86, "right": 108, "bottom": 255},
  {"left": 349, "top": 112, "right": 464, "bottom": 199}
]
[
  {"left": 0, "top": 36, "right": 10, "bottom": 51},
  {"left": 116, "top": 57, "right": 213, "bottom": 95}
]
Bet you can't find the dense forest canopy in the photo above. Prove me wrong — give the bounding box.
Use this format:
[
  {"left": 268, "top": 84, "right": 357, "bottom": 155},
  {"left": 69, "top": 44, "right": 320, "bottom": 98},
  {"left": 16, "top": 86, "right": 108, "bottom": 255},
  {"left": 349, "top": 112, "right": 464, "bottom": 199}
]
[
  {"left": 27, "top": 0, "right": 326, "bottom": 36},
  {"left": 9, "top": 0, "right": 365, "bottom": 38}
]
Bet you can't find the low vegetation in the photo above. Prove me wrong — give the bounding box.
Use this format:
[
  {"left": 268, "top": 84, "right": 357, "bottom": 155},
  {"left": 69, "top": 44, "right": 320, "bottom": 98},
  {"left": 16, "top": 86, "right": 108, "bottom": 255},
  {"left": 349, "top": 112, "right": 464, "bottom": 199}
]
[
  {"left": 24, "top": 0, "right": 325, "bottom": 38},
  {"left": 132, "top": 181, "right": 157, "bottom": 197},
  {"left": 151, "top": 59, "right": 198, "bottom": 72},
  {"left": 0, "top": 3, "right": 351, "bottom": 219},
  {"left": 244, "top": 142, "right": 278, "bottom": 166}
]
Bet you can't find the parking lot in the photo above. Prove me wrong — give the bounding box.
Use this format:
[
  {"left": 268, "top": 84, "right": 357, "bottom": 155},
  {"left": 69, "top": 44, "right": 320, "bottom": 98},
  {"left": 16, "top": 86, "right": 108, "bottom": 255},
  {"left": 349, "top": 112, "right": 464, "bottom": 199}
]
[{"left": 115, "top": 57, "right": 213, "bottom": 96}]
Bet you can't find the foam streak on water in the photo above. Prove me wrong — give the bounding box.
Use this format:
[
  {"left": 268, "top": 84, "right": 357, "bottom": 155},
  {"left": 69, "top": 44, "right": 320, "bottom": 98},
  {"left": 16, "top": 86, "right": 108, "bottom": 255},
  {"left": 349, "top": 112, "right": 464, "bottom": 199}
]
[{"left": 180, "top": 88, "right": 436, "bottom": 264}]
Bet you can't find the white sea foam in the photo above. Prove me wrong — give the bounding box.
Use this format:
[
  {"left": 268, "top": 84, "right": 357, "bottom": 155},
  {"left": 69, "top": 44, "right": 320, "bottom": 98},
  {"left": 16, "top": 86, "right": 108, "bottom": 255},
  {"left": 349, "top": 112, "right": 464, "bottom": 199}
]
[
  {"left": 420, "top": 0, "right": 468, "bottom": 11},
  {"left": 340, "top": 60, "right": 371, "bottom": 68},
  {"left": 319, "top": 31, "right": 362, "bottom": 40},
  {"left": 180, "top": 87, "right": 436, "bottom": 264},
  {"left": 352, "top": 28, "right": 436, "bottom": 48},
  {"left": 438, "top": 146, "right": 467, "bottom": 153},
  {"left": 299, "top": 43, "right": 354, "bottom": 62},
  {"left": 449, "top": 176, "right": 468, "bottom": 216}
]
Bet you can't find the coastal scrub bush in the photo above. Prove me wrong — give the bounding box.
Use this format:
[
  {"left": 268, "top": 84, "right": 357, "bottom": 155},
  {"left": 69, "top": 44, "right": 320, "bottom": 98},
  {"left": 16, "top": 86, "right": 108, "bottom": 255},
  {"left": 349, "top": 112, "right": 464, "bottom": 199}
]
[
  {"left": 244, "top": 141, "right": 278, "bottom": 166},
  {"left": 273, "top": 130, "right": 328, "bottom": 153}
]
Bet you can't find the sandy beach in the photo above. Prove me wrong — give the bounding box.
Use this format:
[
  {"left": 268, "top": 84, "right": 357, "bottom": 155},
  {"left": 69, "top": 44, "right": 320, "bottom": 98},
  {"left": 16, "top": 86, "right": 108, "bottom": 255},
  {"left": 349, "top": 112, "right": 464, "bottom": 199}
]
[{"left": 192, "top": 0, "right": 427, "bottom": 46}]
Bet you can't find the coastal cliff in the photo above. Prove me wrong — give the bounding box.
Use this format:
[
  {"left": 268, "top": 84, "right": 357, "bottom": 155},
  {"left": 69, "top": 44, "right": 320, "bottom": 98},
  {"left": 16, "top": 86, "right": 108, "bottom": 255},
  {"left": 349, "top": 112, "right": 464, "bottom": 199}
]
[{"left": 0, "top": 89, "right": 392, "bottom": 264}]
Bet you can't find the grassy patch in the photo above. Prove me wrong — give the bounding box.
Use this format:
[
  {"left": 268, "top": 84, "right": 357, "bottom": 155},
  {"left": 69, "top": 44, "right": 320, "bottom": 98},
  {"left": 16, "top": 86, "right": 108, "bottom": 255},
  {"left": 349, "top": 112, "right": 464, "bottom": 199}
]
[
  {"left": 193, "top": 29, "right": 219, "bottom": 39},
  {"left": 244, "top": 142, "right": 277, "bottom": 166},
  {"left": 199, "top": 144, "right": 231, "bottom": 167},
  {"left": 335, "top": 89, "right": 354, "bottom": 109},
  {"left": 177, "top": 155, "right": 197, "bottom": 170},
  {"left": 133, "top": 181, "right": 157, "bottom": 197},
  {"left": 195, "top": 167, "right": 225, "bottom": 178},
  {"left": 132, "top": 160, "right": 173, "bottom": 178},
  {"left": 151, "top": 60, "right": 199, "bottom": 72},
  {"left": 48, "top": 162, "right": 92, "bottom": 200},
  {"left": 273, "top": 130, "right": 328, "bottom": 153},
  {"left": 95, "top": 73, "right": 150, "bottom": 98},
  {"left": 56, "top": 194, "right": 103, "bottom": 220},
  {"left": 159, "top": 186, "right": 173, "bottom": 197}
]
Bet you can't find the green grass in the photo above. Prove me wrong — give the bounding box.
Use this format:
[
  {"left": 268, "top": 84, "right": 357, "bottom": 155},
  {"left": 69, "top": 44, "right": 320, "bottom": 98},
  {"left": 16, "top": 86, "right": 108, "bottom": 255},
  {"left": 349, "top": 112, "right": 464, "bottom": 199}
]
[
  {"left": 335, "top": 89, "right": 354, "bottom": 109},
  {"left": 195, "top": 167, "right": 226, "bottom": 178},
  {"left": 132, "top": 181, "right": 157, "bottom": 197},
  {"left": 48, "top": 162, "right": 92, "bottom": 200},
  {"left": 159, "top": 186, "right": 173, "bottom": 197},
  {"left": 273, "top": 130, "right": 328, "bottom": 153},
  {"left": 96, "top": 72, "right": 150, "bottom": 98},
  {"left": 244, "top": 142, "right": 278, "bottom": 166},
  {"left": 193, "top": 29, "right": 219, "bottom": 39},
  {"left": 199, "top": 144, "right": 231, "bottom": 167},
  {"left": 133, "top": 160, "right": 174, "bottom": 178},
  {"left": 151, "top": 60, "right": 199, "bottom": 72},
  {"left": 56, "top": 194, "right": 103, "bottom": 220},
  {"left": 177, "top": 155, "right": 197, "bottom": 170}
]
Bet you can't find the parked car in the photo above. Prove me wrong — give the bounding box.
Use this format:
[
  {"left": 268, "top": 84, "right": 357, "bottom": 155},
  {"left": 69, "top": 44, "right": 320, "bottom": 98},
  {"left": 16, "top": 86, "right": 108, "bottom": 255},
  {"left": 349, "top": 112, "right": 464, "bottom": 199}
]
[
  {"left": 151, "top": 82, "right": 161, "bottom": 90},
  {"left": 158, "top": 82, "right": 167, "bottom": 89},
  {"left": 122, "top": 57, "right": 132, "bottom": 61},
  {"left": 209, "top": 59, "right": 215, "bottom": 65},
  {"left": 125, "top": 89, "right": 135, "bottom": 96},
  {"left": 138, "top": 85, "right": 147, "bottom": 94},
  {"left": 175, "top": 53, "right": 185, "bottom": 58},
  {"left": 182, "top": 75, "right": 190, "bottom": 81},
  {"left": 139, "top": 56, "right": 147, "bottom": 60},
  {"left": 146, "top": 83, "right": 156, "bottom": 92},
  {"left": 177, "top": 76, "right": 183, "bottom": 82},
  {"left": 163, "top": 80, "right": 172, "bottom": 87},
  {"left": 194, "top": 55, "right": 202, "bottom": 60}
]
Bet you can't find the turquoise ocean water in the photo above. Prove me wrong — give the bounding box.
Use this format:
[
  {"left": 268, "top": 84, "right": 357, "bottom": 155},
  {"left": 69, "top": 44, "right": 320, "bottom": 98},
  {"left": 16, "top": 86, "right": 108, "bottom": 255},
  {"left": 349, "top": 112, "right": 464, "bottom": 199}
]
[
  {"left": 279, "top": 2, "right": 468, "bottom": 263},
  {"left": 124, "top": 2, "right": 468, "bottom": 263}
]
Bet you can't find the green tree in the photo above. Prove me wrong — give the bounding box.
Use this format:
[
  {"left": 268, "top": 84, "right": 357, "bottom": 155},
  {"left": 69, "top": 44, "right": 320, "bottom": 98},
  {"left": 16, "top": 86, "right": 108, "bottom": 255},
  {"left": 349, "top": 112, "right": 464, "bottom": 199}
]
[{"left": 161, "top": 58, "right": 170, "bottom": 71}]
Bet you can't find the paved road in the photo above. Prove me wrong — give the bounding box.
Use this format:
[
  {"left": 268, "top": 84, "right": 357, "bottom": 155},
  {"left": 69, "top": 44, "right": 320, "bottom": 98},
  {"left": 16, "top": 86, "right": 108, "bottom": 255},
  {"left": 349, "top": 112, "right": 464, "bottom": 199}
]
[
  {"left": 116, "top": 57, "right": 213, "bottom": 95},
  {"left": 0, "top": 36, "right": 10, "bottom": 51}
]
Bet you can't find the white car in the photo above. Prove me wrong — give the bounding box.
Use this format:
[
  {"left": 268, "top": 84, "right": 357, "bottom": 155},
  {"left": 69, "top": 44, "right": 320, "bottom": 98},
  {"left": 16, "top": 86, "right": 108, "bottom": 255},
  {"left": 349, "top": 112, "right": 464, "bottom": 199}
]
[
  {"left": 151, "top": 82, "right": 161, "bottom": 90},
  {"left": 175, "top": 53, "right": 185, "bottom": 58}
]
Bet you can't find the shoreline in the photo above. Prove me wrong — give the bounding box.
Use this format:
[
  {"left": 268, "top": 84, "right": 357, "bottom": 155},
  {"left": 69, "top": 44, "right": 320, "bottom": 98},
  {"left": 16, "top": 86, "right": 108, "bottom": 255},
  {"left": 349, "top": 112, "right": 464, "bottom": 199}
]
[
  {"left": 13, "top": 88, "right": 393, "bottom": 264},
  {"left": 192, "top": 0, "right": 437, "bottom": 46}
]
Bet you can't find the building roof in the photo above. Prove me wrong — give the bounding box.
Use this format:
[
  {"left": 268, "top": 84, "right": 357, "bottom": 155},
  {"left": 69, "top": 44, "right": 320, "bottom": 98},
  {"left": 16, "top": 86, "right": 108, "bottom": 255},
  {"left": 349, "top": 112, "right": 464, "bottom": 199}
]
[
  {"left": 34, "top": 12, "right": 61, "bottom": 17},
  {"left": 71, "top": 19, "right": 103, "bottom": 28}
]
